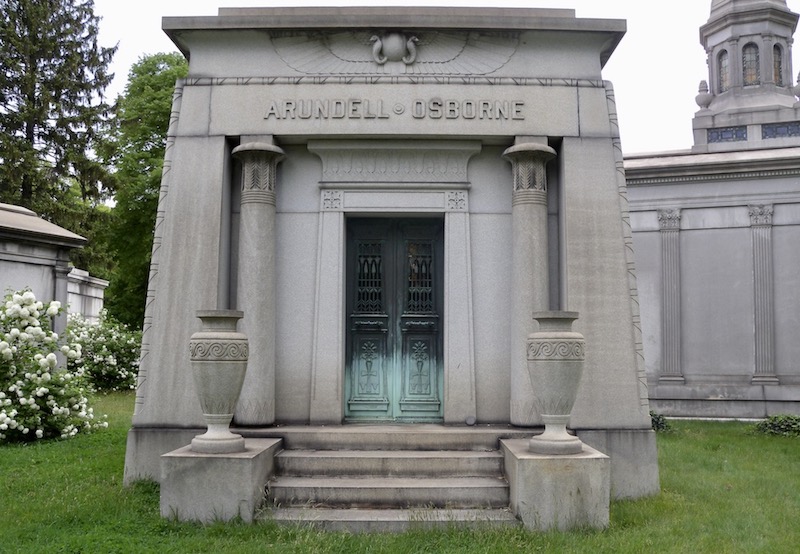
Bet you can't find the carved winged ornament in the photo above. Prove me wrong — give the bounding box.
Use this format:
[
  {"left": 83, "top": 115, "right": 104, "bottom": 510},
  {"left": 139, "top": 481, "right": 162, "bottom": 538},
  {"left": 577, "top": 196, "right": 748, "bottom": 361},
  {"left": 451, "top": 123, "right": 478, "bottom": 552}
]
[{"left": 272, "top": 30, "right": 519, "bottom": 75}]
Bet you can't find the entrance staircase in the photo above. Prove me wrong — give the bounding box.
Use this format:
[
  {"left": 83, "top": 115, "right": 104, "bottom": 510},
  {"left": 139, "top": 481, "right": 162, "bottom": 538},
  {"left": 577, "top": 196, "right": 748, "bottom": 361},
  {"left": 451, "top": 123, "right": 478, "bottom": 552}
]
[{"left": 249, "top": 425, "right": 533, "bottom": 532}]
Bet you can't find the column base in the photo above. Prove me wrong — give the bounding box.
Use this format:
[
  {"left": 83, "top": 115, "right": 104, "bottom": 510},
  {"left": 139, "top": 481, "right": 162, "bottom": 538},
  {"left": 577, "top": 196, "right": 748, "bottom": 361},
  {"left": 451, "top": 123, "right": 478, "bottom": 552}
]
[
  {"left": 160, "top": 438, "right": 281, "bottom": 523},
  {"left": 501, "top": 439, "right": 610, "bottom": 531}
]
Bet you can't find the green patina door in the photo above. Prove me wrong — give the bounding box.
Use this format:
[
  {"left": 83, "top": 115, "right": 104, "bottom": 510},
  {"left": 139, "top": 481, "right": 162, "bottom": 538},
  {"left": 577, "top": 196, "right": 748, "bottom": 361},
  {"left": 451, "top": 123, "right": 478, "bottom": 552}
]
[{"left": 345, "top": 218, "right": 444, "bottom": 422}]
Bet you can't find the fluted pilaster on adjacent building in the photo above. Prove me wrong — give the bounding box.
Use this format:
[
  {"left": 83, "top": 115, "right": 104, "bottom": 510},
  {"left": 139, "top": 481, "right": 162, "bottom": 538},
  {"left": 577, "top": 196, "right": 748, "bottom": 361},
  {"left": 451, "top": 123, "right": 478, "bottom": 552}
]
[
  {"left": 503, "top": 140, "right": 556, "bottom": 426},
  {"left": 658, "top": 208, "right": 683, "bottom": 383},
  {"left": 232, "top": 142, "right": 286, "bottom": 424},
  {"left": 749, "top": 204, "right": 778, "bottom": 384}
]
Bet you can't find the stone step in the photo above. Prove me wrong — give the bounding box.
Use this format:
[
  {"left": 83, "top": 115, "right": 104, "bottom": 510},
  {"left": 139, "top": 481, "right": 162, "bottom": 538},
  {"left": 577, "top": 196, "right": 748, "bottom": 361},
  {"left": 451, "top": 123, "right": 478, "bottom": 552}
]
[
  {"left": 276, "top": 449, "right": 503, "bottom": 477},
  {"left": 263, "top": 507, "right": 520, "bottom": 533},
  {"left": 239, "top": 424, "right": 534, "bottom": 451},
  {"left": 269, "top": 475, "right": 509, "bottom": 509}
]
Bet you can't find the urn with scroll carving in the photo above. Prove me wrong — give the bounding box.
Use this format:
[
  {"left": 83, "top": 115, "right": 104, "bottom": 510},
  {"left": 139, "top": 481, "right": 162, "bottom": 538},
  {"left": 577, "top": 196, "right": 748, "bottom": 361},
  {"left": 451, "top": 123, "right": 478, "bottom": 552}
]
[
  {"left": 189, "top": 310, "right": 249, "bottom": 454},
  {"left": 527, "top": 311, "right": 586, "bottom": 455}
]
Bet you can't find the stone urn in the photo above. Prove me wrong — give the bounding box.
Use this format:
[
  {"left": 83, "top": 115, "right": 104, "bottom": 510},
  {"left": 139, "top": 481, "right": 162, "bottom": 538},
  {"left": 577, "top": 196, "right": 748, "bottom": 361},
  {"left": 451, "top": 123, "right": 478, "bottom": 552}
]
[
  {"left": 526, "top": 311, "right": 586, "bottom": 455},
  {"left": 189, "top": 310, "right": 249, "bottom": 454}
]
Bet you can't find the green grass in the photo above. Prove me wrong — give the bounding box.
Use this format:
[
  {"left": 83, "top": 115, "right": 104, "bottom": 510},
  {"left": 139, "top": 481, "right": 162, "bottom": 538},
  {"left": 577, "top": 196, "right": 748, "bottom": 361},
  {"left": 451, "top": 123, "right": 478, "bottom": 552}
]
[{"left": 1, "top": 393, "right": 798, "bottom": 553}]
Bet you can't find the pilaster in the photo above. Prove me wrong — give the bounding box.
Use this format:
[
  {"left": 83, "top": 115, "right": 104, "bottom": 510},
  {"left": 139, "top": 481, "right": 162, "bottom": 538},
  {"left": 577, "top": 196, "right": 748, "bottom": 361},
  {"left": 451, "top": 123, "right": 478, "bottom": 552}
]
[
  {"left": 232, "top": 142, "right": 286, "bottom": 424},
  {"left": 749, "top": 204, "right": 778, "bottom": 384},
  {"left": 503, "top": 140, "right": 556, "bottom": 426},
  {"left": 658, "top": 209, "right": 683, "bottom": 383}
]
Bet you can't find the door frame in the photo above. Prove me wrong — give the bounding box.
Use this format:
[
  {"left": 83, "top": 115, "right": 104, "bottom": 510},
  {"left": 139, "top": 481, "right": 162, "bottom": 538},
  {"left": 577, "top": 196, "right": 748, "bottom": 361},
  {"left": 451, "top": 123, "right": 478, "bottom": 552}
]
[{"left": 307, "top": 139, "right": 481, "bottom": 424}]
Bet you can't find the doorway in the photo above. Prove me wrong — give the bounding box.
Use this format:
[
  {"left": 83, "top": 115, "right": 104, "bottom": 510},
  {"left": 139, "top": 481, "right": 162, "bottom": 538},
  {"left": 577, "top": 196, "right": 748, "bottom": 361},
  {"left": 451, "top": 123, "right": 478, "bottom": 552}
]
[{"left": 345, "top": 218, "right": 444, "bottom": 421}]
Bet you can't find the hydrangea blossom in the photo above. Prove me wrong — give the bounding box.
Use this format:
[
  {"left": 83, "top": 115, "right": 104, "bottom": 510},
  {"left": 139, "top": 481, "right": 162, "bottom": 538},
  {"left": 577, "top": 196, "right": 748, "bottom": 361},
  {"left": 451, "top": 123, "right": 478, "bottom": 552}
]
[{"left": 0, "top": 289, "right": 106, "bottom": 443}]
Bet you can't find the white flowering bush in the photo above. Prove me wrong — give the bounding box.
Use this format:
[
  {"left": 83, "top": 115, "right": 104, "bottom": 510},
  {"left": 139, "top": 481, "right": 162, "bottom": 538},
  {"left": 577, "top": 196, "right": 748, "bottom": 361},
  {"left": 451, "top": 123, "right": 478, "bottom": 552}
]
[
  {"left": 0, "top": 289, "right": 106, "bottom": 443},
  {"left": 67, "top": 311, "right": 141, "bottom": 391}
]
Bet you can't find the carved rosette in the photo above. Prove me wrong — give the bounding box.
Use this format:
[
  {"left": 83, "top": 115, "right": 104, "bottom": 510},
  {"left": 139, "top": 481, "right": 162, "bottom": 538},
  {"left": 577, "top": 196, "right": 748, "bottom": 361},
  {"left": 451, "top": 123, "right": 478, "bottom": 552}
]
[
  {"left": 232, "top": 142, "right": 286, "bottom": 206},
  {"left": 189, "top": 310, "right": 249, "bottom": 454},
  {"left": 502, "top": 143, "right": 556, "bottom": 206},
  {"left": 526, "top": 311, "right": 586, "bottom": 455}
]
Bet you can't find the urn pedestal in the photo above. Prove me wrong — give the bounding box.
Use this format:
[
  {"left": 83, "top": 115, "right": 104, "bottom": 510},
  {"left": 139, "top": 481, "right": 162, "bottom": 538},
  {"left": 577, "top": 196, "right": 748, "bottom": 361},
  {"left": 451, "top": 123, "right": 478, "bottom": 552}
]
[
  {"left": 527, "top": 311, "right": 586, "bottom": 455},
  {"left": 189, "top": 310, "right": 249, "bottom": 454}
]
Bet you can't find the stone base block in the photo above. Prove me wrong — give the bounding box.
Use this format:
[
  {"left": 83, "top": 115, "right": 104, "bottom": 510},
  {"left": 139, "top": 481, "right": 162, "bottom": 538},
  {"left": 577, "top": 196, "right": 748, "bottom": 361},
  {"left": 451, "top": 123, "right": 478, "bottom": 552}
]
[
  {"left": 500, "top": 439, "right": 610, "bottom": 531},
  {"left": 160, "top": 438, "right": 282, "bottom": 523}
]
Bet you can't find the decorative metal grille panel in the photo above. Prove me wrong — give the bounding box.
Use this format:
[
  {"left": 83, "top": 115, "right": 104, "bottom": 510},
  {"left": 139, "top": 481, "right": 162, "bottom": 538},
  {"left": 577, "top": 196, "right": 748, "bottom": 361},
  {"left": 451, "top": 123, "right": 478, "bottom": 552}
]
[
  {"left": 356, "top": 242, "right": 383, "bottom": 313},
  {"left": 406, "top": 242, "right": 434, "bottom": 313}
]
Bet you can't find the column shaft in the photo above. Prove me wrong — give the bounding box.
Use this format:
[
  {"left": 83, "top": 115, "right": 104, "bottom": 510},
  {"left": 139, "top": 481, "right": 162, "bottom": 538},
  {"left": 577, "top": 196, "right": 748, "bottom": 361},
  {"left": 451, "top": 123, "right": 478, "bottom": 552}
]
[
  {"left": 232, "top": 142, "right": 285, "bottom": 425},
  {"left": 658, "top": 209, "right": 683, "bottom": 383},
  {"left": 750, "top": 205, "right": 777, "bottom": 384},
  {"left": 504, "top": 142, "right": 556, "bottom": 426}
]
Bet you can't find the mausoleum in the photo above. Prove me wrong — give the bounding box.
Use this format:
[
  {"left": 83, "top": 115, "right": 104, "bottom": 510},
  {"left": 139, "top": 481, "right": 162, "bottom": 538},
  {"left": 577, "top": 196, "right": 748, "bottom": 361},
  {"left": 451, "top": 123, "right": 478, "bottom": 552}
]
[
  {"left": 123, "top": 6, "right": 659, "bottom": 526},
  {"left": 627, "top": 0, "right": 800, "bottom": 418}
]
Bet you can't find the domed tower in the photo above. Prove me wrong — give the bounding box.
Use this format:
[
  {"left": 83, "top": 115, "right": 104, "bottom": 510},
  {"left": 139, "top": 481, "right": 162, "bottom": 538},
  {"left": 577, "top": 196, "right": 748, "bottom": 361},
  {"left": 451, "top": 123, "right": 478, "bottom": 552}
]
[{"left": 693, "top": 0, "right": 800, "bottom": 151}]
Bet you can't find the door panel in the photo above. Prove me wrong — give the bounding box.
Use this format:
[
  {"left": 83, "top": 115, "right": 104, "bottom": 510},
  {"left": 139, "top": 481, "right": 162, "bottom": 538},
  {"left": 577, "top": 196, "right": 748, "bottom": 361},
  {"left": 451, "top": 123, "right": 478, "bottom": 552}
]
[{"left": 345, "top": 218, "right": 444, "bottom": 421}]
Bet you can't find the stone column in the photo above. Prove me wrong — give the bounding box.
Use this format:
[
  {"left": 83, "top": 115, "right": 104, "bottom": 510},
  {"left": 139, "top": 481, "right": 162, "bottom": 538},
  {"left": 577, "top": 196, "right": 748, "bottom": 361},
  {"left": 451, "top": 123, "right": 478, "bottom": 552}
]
[
  {"left": 231, "top": 142, "right": 285, "bottom": 425},
  {"left": 749, "top": 204, "right": 778, "bottom": 384},
  {"left": 503, "top": 140, "right": 556, "bottom": 426},
  {"left": 658, "top": 209, "right": 683, "bottom": 383}
]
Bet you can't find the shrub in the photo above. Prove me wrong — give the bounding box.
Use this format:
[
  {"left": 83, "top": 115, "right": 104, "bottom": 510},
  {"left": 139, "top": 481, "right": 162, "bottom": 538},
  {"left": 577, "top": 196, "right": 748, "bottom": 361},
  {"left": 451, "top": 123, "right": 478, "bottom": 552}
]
[
  {"left": 0, "top": 289, "right": 106, "bottom": 443},
  {"left": 67, "top": 311, "right": 141, "bottom": 391},
  {"left": 650, "top": 411, "right": 673, "bottom": 433},
  {"left": 754, "top": 415, "right": 800, "bottom": 437}
]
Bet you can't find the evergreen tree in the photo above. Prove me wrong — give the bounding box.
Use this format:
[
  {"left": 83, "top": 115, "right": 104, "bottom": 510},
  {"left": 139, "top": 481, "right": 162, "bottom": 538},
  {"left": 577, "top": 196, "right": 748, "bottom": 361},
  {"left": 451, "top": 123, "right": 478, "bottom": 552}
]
[
  {"left": 0, "top": 0, "right": 116, "bottom": 280},
  {"left": 0, "top": 0, "right": 116, "bottom": 212},
  {"left": 104, "top": 53, "right": 188, "bottom": 329}
]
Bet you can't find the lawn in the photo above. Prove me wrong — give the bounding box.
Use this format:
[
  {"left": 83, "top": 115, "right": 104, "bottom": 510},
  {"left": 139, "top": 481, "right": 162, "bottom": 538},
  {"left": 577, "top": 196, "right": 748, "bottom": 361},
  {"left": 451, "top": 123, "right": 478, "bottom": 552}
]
[{"left": 1, "top": 392, "right": 798, "bottom": 553}]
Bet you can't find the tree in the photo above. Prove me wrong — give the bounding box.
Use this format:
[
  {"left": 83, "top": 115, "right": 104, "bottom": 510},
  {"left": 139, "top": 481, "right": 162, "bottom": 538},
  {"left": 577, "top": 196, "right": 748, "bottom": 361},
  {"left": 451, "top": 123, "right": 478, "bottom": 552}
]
[
  {"left": 0, "top": 0, "right": 116, "bottom": 213},
  {"left": 104, "top": 53, "right": 188, "bottom": 329}
]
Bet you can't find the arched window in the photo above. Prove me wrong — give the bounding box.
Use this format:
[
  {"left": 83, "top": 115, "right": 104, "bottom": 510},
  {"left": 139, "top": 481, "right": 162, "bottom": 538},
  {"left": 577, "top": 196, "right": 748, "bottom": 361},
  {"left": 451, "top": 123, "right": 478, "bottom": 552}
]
[
  {"left": 774, "top": 44, "right": 784, "bottom": 86},
  {"left": 743, "top": 43, "right": 760, "bottom": 86},
  {"left": 718, "top": 50, "right": 730, "bottom": 93}
]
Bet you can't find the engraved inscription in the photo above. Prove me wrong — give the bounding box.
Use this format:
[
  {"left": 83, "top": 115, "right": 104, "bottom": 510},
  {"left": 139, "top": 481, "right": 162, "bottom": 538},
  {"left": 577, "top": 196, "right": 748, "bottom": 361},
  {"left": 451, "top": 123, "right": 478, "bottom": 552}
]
[{"left": 265, "top": 98, "right": 525, "bottom": 121}]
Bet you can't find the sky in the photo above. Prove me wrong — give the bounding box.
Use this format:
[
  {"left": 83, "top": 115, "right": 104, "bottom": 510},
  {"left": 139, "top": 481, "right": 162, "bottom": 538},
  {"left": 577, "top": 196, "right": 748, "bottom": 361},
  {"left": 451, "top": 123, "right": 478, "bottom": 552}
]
[{"left": 94, "top": 0, "right": 800, "bottom": 155}]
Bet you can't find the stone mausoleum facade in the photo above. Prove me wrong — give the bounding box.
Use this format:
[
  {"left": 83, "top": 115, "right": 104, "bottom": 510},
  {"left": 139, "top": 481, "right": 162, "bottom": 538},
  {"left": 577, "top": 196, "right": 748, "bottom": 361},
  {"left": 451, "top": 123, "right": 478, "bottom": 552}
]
[
  {"left": 123, "top": 7, "right": 659, "bottom": 500},
  {"left": 627, "top": 0, "right": 800, "bottom": 418}
]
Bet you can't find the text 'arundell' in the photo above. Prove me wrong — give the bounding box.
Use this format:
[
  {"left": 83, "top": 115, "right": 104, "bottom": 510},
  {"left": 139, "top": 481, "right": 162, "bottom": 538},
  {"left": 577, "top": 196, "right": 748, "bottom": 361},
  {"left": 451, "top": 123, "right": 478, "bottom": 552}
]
[{"left": 264, "top": 98, "right": 526, "bottom": 120}]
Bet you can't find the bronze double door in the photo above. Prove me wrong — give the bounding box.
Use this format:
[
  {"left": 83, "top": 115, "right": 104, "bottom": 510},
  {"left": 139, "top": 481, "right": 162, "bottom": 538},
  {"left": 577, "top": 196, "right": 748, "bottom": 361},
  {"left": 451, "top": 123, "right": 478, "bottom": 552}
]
[{"left": 345, "top": 218, "right": 444, "bottom": 422}]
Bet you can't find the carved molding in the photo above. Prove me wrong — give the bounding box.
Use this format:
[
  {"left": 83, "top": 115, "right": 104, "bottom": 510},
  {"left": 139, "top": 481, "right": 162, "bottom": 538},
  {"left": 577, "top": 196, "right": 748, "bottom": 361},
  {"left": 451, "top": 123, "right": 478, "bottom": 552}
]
[
  {"left": 749, "top": 204, "right": 774, "bottom": 226},
  {"left": 527, "top": 340, "right": 585, "bottom": 361},
  {"left": 272, "top": 30, "right": 518, "bottom": 75},
  {"left": 189, "top": 340, "right": 249, "bottom": 361},
  {"left": 309, "top": 140, "right": 480, "bottom": 184}
]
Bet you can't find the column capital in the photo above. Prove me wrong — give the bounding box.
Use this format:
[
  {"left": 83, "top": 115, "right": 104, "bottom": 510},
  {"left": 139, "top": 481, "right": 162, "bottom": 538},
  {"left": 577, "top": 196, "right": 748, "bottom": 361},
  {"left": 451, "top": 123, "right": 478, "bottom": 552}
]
[
  {"left": 657, "top": 208, "right": 681, "bottom": 230},
  {"left": 232, "top": 142, "right": 286, "bottom": 205},
  {"left": 503, "top": 142, "right": 557, "bottom": 194},
  {"left": 748, "top": 204, "right": 773, "bottom": 226}
]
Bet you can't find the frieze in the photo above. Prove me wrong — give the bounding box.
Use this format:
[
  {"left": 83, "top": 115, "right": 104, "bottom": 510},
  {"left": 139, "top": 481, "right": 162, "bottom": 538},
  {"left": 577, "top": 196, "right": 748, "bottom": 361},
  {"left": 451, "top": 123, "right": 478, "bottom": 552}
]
[
  {"left": 189, "top": 341, "right": 249, "bottom": 361},
  {"left": 271, "top": 30, "right": 518, "bottom": 75},
  {"left": 309, "top": 140, "right": 481, "bottom": 184}
]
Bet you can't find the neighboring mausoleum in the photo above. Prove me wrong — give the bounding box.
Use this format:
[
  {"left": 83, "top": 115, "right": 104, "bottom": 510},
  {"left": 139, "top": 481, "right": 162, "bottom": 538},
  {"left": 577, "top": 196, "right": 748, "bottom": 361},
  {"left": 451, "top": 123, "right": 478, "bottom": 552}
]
[
  {"left": 627, "top": 0, "right": 800, "bottom": 418},
  {"left": 0, "top": 203, "right": 108, "bottom": 331}
]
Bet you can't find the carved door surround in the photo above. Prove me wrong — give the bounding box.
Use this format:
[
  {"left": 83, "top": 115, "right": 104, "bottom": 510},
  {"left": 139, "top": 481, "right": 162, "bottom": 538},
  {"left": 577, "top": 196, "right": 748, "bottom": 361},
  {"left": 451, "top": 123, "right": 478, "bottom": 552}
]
[{"left": 307, "top": 139, "right": 480, "bottom": 424}]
